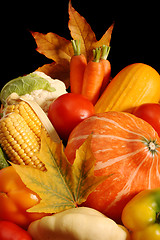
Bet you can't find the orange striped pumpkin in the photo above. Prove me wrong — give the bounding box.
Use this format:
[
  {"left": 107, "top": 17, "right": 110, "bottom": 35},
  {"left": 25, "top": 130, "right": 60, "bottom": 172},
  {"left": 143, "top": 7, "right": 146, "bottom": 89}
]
[{"left": 65, "top": 111, "right": 160, "bottom": 222}]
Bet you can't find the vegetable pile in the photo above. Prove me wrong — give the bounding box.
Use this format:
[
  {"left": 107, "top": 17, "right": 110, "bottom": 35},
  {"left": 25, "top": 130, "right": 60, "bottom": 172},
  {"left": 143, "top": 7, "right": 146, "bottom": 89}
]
[{"left": 1, "top": 1, "right": 160, "bottom": 240}]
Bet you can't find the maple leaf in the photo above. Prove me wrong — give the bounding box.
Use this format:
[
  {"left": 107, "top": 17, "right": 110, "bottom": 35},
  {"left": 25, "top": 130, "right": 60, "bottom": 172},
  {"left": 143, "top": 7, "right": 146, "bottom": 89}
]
[
  {"left": 31, "top": 32, "right": 73, "bottom": 63},
  {"left": 68, "top": 1, "right": 114, "bottom": 61},
  {"left": 32, "top": 1, "right": 114, "bottom": 87},
  {"left": 11, "top": 131, "right": 110, "bottom": 214},
  {"left": 31, "top": 32, "right": 73, "bottom": 88},
  {"left": 36, "top": 61, "right": 70, "bottom": 88}
]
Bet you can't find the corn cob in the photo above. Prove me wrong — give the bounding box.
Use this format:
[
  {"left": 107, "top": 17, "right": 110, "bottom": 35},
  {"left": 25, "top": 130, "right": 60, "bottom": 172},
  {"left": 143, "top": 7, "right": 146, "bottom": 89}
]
[
  {"left": 6, "top": 93, "right": 60, "bottom": 143},
  {"left": 0, "top": 101, "right": 47, "bottom": 171},
  {"left": 5, "top": 101, "right": 42, "bottom": 144}
]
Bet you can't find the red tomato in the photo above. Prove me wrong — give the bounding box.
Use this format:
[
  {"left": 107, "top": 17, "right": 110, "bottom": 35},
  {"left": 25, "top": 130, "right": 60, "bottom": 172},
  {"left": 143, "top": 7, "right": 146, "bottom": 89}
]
[
  {"left": 48, "top": 93, "right": 95, "bottom": 141},
  {"left": 133, "top": 103, "right": 160, "bottom": 136},
  {"left": 0, "top": 221, "right": 32, "bottom": 240}
]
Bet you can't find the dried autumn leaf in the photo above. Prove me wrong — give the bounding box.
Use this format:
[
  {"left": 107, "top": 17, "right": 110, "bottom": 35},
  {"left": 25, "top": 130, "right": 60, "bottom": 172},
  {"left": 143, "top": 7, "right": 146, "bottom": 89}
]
[
  {"left": 31, "top": 32, "right": 73, "bottom": 88},
  {"left": 36, "top": 60, "right": 70, "bottom": 88},
  {"left": 12, "top": 131, "right": 110, "bottom": 214},
  {"left": 31, "top": 31, "right": 73, "bottom": 63},
  {"left": 68, "top": 1, "right": 114, "bottom": 61},
  {"left": 32, "top": 1, "right": 114, "bottom": 87},
  {"left": 68, "top": 1, "right": 96, "bottom": 61},
  {"left": 93, "top": 23, "right": 114, "bottom": 49},
  {"left": 31, "top": 31, "right": 73, "bottom": 88}
]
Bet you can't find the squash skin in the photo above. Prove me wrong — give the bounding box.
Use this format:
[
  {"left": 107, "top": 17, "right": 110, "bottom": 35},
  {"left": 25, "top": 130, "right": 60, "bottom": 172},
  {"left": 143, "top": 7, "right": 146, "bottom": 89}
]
[
  {"left": 95, "top": 63, "right": 160, "bottom": 113},
  {"left": 28, "top": 207, "right": 130, "bottom": 240},
  {"left": 65, "top": 111, "right": 160, "bottom": 223}
]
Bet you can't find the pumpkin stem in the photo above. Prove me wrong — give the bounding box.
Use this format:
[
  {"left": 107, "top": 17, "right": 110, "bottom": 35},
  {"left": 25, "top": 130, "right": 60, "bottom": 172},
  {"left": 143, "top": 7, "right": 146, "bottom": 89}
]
[
  {"left": 142, "top": 138, "right": 159, "bottom": 157},
  {"left": 149, "top": 141, "right": 156, "bottom": 151}
]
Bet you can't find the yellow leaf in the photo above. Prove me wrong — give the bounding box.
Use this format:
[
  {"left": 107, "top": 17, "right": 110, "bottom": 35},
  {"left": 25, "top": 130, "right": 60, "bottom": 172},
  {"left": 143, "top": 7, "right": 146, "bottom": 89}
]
[{"left": 12, "top": 131, "right": 110, "bottom": 214}]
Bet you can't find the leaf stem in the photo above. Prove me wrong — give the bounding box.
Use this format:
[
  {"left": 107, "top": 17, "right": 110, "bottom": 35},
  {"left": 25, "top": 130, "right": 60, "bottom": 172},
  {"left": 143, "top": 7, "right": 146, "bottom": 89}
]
[
  {"left": 71, "top": 39, "right": 81, "bottom": 56},
  {"left": 100, "top": 45, "right": 111, "bottom": 60}
]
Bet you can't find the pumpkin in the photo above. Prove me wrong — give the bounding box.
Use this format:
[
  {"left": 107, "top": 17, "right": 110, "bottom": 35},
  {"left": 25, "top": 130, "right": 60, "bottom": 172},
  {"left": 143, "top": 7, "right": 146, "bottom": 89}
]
[
  {"left": 65, "top": 111, "right": 160, "bottom": 223},
  {"left": 95, "top": 63, "right": 160, "bottom": 113}
]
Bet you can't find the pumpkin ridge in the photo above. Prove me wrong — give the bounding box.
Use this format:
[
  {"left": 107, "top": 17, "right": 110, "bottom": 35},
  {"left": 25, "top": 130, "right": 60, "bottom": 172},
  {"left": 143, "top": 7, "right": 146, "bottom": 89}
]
[
  {"left": 155, "top": 154, "right": 160, "bottom": 183},
  {"left": 93, "top": 134, "right": 143, "bottom": 142},
  {"left": 105, "top": 150, "right": 151, "bottom": 212},
  {"left": 123, "top": 112, "right": 155, "bottom": 140},
  {"left": 69, "top": 114, "right": 148, "bottom": 143},
  {"left": 65, "top": 111, "right": 160, "bottom": 222},
  {"left": 148, "top": 154, "right": 156, "bottom": 188},
  {"left": 94, "top": 147, "right": 145, "bottom": 170},
  {"left": 67, "top": 134, "right": 89, "bottom": 145},
  {"left": 89, "top": 114, "right": 149, "bottom": 139}
]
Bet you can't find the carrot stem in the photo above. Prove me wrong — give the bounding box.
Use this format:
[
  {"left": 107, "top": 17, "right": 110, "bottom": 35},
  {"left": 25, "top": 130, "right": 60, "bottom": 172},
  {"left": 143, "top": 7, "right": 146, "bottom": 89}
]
[
  {"left": 101, "top": 45, "right": 111, "bottom": 60},
  {"left": 82, "top": 47, "right": 105, "bottom": 104},
  {"left": 93, "top": 47, "right": 101, "bottom": 62},
  {"left": 71, "top": 40, "right": 81, "bottom": 56},
  {"left": 70, "top": 39, "right": 87, "bottom": 94}
]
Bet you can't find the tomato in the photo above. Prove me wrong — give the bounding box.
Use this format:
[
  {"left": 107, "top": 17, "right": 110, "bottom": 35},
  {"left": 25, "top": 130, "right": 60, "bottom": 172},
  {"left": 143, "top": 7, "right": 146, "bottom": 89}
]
[
  {"left": 48, "top": 93, "right": 95, "bottom": 141},
  {"left": 0, "top": 221, "right": 32, "bottom": 240},
  {"left": 133, "top": 103, "right": 160, "bottom": 136}
]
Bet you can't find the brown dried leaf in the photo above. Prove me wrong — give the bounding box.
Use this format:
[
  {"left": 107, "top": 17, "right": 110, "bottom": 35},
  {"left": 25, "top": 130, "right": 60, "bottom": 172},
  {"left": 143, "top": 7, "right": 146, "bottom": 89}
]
[
  {"left": 68, "top": 2, "right": 114, "bottom": 61},
  {"left": 32, "top": 1, "right": 114, "bottom": 87},
  {"left": 36, "top": 60, "right": 70, "bottom": 88},
  {"left": 31, "top": 31, "right": 73, "bottom": 63},
  {"left": 68, "top": 1, "right": 97, "bottom": 61},
  {"left": 93, "top": 23, "right": 115, "bottom": 49}
]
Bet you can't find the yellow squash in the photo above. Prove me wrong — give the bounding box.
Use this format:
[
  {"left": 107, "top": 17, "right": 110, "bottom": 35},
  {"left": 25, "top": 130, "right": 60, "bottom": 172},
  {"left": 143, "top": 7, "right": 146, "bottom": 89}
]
[
  {"left": 28, "top": 207, "right": 130, "bottom": 240},
  {"left": 95, "top": 63, "right": 160, "bottom": 113}
]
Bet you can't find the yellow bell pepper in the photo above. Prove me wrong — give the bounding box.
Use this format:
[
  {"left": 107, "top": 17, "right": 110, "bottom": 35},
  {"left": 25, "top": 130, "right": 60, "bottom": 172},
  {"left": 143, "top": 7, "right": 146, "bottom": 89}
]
[{"left": 121, "top": 189, "right": 160, "bottom": 240}]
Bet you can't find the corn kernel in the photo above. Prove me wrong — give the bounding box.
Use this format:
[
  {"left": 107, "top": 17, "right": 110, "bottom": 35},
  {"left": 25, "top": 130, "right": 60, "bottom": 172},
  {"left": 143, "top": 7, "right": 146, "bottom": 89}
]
[
  {"left": 18, "top": 148, "right": 25, "bottom": 155},
  {"left": 0, "top": 111, "right": 46, "bottom": 171}
]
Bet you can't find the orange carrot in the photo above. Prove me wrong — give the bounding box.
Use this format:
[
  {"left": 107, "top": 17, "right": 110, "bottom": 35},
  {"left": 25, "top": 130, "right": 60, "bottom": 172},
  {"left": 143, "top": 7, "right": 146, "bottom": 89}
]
[
  {"left": 82, "top": 47, "right": 104, "bottom": 105},
  {"left": 100, "top": 45, "right": 111, "bottom": 94},
  {"left": 70, "top": 40, "right": 87, "bottom": 94}
]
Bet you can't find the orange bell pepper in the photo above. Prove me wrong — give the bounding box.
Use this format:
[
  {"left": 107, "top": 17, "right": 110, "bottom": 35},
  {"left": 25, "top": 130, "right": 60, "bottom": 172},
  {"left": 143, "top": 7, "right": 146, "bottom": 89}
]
[{"left": 0, "top": 166, "right": 48, "bottom": 229}]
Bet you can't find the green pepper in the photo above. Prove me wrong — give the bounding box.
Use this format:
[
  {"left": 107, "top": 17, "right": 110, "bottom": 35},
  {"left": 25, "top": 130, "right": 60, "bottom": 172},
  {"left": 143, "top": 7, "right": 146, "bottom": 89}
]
[{"left": 121, "top": 189, "right": 160, "bottom": 240}]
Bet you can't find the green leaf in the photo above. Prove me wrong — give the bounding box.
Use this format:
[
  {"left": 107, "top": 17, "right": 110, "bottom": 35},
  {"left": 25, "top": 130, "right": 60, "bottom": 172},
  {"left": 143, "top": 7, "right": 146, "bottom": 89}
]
[
  {"left": 0, "top": 146, "right": 9, "bottom": 169},
  {"left": 12, "top": 131, "right": 110, "bottom": 214},
  {"left": 0, "top": 72, "right": 56, "bottom": 105}
]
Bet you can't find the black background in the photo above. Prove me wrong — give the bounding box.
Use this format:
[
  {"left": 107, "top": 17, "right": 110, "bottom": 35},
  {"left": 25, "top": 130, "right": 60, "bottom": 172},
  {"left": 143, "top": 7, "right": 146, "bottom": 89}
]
[{"left": 1, "top": 1, "right": 160, "bottom": 89}]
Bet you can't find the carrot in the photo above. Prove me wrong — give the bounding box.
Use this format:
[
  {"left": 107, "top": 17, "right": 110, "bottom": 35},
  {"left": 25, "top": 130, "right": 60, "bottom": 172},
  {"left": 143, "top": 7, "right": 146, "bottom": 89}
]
[
  {"left": 70, "top": 40, "right": 87, "bottom": 94},
  {"left": 100, "top": 45, "right": 111, "bottom": 94},
  {"left": 82, "top": 47, "right": 104, "bottom": 105}
]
